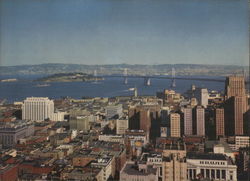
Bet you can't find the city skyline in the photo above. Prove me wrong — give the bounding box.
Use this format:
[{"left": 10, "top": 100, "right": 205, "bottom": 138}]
[{"left": 0, "top": 0, "right": 249, "bottom": 66}]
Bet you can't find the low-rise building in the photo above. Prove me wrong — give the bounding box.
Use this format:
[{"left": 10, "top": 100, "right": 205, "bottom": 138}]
[
  {"left": 187, "top": 153, "right": 237, "bottom": 181},
  {"left": 0, "top": 120, "right": 34, "bottom": 148},
  {"left": 120, "top": 161, "right": 158, "bottom": 181}
]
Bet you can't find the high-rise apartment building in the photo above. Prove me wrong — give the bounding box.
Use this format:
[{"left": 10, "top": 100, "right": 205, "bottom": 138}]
[
  {"left": 183, "top": 107, "right": 193, "bottom": 135},
  {"left": 170, "top": 113, "right": 181, "bottom": 137},
  {"left": 193, "top": 106, "right": 205, "bottom": 136},
  {"left": 22, "top": 97, "right": 54, "bottom": 121},
  {"left": 215, "top": 108, "right": 225, "bottom": 137}
]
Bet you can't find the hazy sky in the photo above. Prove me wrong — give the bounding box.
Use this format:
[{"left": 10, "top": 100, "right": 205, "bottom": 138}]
[{"left": 0, "top": 0, "right": 248, "bottom": 66}]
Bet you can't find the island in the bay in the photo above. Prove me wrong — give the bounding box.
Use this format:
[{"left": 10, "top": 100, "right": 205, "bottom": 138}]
[{"left": 36, "top": 72, "right": 104, "bottom": 82}]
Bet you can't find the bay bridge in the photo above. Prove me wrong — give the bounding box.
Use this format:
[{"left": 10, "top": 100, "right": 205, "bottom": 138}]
[{"left": 93, "top": 68, "right": 249, "bottom": 87}]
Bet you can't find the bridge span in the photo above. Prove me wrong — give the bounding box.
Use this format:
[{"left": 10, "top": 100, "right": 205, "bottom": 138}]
[{"left": 100, "top": 75, "right": 227, "bottom": 83}]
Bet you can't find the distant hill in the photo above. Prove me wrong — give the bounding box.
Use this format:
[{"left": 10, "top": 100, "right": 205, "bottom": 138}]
[
  {"left": 36, "top": 72, "right": 103, "bottom": 82},
  {"left": 0, "top": 63, "right": 247, "bottom": 77}
]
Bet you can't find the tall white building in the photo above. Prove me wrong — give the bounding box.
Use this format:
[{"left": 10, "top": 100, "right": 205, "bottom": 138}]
[
  {"left": 194, "top": 88, "right": 209, "bottom": 108},
  {"left": 22, "top": 97, "right": 54, "bottom": 121}
]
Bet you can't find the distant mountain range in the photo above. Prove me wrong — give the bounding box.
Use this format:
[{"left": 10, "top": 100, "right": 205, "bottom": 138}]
[{"left": 0, "top": 63, "right": 248, "bottom": 76}]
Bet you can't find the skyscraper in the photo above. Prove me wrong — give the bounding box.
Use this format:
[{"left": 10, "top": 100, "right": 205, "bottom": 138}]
[
  {"left": 22, "top": 97, "right": 54, "bottom": 121},
  {"left": 193, "top": 106, "right": 205, "bottom": 136},
  {"left": 170, "top": 113, "right": 181, "bottom": 137},
  {"left": 225, "top": 96, "right": 247, "bottom": 135},
  {"left": 194, "top": 88, "right": 209, "bottom": 108},
  {"left": 183, "top": 107, "right": 193, "bottom": 135},
  {"left": 128, "top": 105, "right": 161, "bottom": 140},
  {"left": 215, "top": 108, "right": 225, "bottom": 137},
  {"left": 224, "top": 75, "right": 248, "bottom": 136},
  {"left": 225, "top": 76, "right": 246, "bottom": 99}
]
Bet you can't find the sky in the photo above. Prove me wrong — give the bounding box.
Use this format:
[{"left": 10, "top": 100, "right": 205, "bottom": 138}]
[{"left": 0, "top": 0, "right": 249, "bottom": 66}]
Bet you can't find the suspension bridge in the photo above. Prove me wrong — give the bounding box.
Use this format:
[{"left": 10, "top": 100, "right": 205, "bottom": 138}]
[{"left": 94, "top": 68, "right": 249, "bottom": 86}]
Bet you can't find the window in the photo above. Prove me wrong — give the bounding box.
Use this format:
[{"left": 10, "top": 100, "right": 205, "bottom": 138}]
[
  {"left": 206, "top": 169, "right": 210, "bottom": 178},
  {"left": 222, "top": 170, "right": 226, "bottom": 179},
  {"left": 211, "top": 169, "right": 215, "bottom": 179},
  {"left": 216, "top": 170, "right": 220, "bottom": 179},
  {"left": 194, "top": 170, "right": 196, "bottom": 178},
  {"left": 189, "top": 169, "right": 192, "bottom": 178},
  {"left": 201, "top": 169, "right": 204, "bottom": 177}
]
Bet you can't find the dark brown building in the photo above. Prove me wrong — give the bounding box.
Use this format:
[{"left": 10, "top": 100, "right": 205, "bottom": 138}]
[
  {"left": 215, "top": 108, "right": 225, "bottom": 137},
  {"left": 224, "top": 75, "right": 248, "bottom": 136},
  {"left": 128, "top": 105, "right": 161, "bottom": 141}
]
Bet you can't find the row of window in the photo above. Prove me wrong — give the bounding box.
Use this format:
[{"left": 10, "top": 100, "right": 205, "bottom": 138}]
[{"left": 200, "top": 161, "right": 226, "bottom": 165}]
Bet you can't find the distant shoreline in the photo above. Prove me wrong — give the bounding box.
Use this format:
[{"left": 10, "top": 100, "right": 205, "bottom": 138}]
[{"left": 0, "top": 63, "right": 248, "bottom": 77}]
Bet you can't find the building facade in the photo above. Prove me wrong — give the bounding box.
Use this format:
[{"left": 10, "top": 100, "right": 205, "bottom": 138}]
[
  {"left": 116, "top": 119, "right": 128, "bottom": 135},
  {"left": 194, "top": 106, "right": 205, "bottom": 136},
  {"left": 187, "top": 153, "right": 237, "bottom": 181},
  {"left": 162, "top": 144, "right": 187, "bottom": 181},
  {"left": 215, "top": 108, "right": 225, "bottom": 137},
  {"left": 0, "top": 121, "right": 34, "bottom": 148},
  {"left": 225, "top": 76, "right": 246, "bottom": 99},
  {"left": 170, "top": 113, "right": 181, "bottom": 138},
  {"left": 183, "top": 107, "right": 193, "bottom": 136},
  {"left": 224, "top": 76, "right": 248, "bottom": 136},
  {"left": 106, "top": 104, "right": 123, "bottom": 120},
  {"left": 22, "top": 97, "right": 54, "bottom": 121}
]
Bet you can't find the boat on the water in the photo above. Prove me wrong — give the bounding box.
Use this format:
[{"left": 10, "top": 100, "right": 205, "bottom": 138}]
[{"left": 35, "top": 83, "right": 50, "bottom": 87}]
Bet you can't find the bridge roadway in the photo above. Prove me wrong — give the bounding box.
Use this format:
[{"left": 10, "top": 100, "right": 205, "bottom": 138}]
[{"left": 100, "top": 75, "right": 226, "bottom": 83}]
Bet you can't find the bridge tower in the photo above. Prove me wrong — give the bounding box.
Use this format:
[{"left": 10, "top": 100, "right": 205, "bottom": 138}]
[
  {"left": 171, "top": 67, "right": 176, "bottom": 88},
  {"left": 144, "top": 77, "right": 151, "bottom": 86},
  {"left": 94, "top": 70, "right": 98, "bottom": 82},
  {"left": 123, "top": 68, "right": 128, "bottom": 84},
  {"left": 134, "top": 87, "right": 138, "bottom": 97}
]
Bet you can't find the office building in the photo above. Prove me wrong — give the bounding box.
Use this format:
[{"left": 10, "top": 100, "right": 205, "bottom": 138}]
[
  {"left": 128, "top": 105, "right": 161, "bottom": 140},
  {"left": 193, "top": 106, "right": 205, "bottom": 136},
  {"left": 215, "top": 108, "right": 225, "bottom": 137},
  {"left": 50, "top": 111, "right": 66, "bottom": 122},
  {"left": 225, "top": 76, "right": 246, "bottom": 99},
  {"left": 224, "top": 75, "right": 248, "bottom": 136},
  {"left": 194, "top": 88, "right": 209, "bottom": 108},
  {"left": 235, "top": 136, "right": 249, "bottom": 150},
  {"left": 0, "top": 120, "right": 34, "bottom": 148},
  {"left": 106, "top": 104, "right": 123, "bottom": 120},
  {"left": 225, "top": 96, "right": 247, "bottom": 136},
  {"left": 69, "top": 115, "right": 93, "bottom": 132},
  {"left": 162, "top": 143, "right": 187, "bottom": 181},
  {"left": 22, "top": 97, "right": 54, "bottom": 121},
  {"left": 116, "top": 119, "right": 128, "bottom": 135},
  {"left": 120, "top": 161, "right": 158, "bottom": 181},
  {"left": 170, "top": 113, "right": 181, "bottom": 138},
  {"left": 183, "top": 107, "right": 193, "bottom": 135},
  {"left": 187, "top": 153, "right": 237, "bottom": 180}
]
